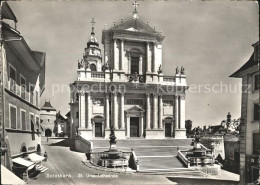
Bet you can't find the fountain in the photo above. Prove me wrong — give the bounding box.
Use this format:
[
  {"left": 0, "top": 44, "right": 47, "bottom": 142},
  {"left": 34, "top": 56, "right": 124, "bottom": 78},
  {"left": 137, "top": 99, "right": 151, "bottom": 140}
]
[{"left": 97, "top": 128, "right": 128, "bottom": 168}]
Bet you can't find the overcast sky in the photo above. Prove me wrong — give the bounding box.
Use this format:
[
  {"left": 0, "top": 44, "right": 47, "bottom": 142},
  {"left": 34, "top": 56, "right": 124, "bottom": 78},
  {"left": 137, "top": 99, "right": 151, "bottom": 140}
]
[{"left": 9, "top": 0, "right": 258, "bottom": 127}]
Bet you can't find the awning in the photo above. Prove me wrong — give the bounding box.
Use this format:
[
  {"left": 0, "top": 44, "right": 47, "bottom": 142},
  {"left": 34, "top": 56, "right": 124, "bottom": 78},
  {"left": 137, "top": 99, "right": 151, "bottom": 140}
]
[
  {"left": 12, "top": 157, "right": 34, "bottom": 167},
  {"left": 1, "top": 165, "right": 26, "bottom": 185},
  {"left": 28, "top": 153, "right": 45, "bottom": 162}
]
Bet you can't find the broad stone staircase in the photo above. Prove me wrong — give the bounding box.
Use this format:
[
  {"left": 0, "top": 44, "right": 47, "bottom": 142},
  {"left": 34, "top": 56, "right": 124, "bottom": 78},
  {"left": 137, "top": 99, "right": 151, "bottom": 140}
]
[{"left": 90, "top": 139, "right": 200, "bottom": 174}]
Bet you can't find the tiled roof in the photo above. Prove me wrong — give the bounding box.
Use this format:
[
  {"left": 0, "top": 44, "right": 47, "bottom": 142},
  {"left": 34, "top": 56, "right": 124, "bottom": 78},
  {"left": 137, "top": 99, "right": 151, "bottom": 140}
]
[
  {"left": 230, "top": 41, "right": 259, "bottom": 77},
  {"left": 41, "top": 101, "right": 56, "bottom": 111}
]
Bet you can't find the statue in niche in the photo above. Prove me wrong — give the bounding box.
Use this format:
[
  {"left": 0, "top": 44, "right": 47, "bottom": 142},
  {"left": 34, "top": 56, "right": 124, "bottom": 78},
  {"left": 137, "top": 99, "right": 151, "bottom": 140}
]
[
  {"left": 181, "top": 66, "right": 185, "bottom": 75},
  {"left": 175, "top": 66, "right": 179, "bottom": 74}
]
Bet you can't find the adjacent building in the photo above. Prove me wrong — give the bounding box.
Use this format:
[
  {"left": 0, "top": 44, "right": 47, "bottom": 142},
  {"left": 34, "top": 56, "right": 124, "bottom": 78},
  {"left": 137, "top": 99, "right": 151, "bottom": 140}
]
[
  {"left": 230, "top": 41, "right": 259, "bottom": 183},
  {"left": 55, "top": 111, "right": 68, "bottom": 137},
  {"left": 40, "top": 100, "right": 56, "bottom": 137},
  {"left": 0, "top": 0, "right": 45, "bottom": 169},
  {"left": 69, "top": 5, "right": 188, "bottom": 140}
]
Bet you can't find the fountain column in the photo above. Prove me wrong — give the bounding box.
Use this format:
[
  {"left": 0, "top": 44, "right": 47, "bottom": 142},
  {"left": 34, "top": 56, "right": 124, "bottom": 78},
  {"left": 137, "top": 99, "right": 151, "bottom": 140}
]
[{"left": 105, "top": 93, "right": 110, "bottom": 129}]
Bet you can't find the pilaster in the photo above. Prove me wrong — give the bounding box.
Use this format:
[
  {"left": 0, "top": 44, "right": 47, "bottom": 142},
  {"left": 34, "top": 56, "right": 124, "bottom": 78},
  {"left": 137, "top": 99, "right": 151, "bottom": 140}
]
[
  {"left": 146, "top": 93, "right": 151, "bottom": 130},
  {"left": 120, "top": 92, "right": 125, "bottom": 129},
  {"left": 158, "top": 94, "right": 163, "bottom": 129},
  {"left": 153, "top": 93, "right": 158, "bottom": 129}
]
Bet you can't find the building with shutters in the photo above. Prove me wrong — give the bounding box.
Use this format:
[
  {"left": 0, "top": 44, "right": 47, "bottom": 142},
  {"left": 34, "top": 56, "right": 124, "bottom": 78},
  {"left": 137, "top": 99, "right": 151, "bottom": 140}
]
[
  {"left": 230, "top": 41, "right": 259, "bottom": 183},
  {"left": 0, "top": 1, "right": 45, "bottom": 162},
  {"left": 69, "top": 3, "right": 188, "bottom": 140}
]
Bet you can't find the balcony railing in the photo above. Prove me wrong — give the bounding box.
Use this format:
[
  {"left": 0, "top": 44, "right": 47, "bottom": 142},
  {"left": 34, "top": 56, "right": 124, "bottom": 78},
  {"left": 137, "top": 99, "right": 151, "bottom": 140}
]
[
  {"left": 91, "top": 72, "right": 104, "bottom": 78},
  {"left": 163, "top": 76, "right": 174, "bottom": 82}
]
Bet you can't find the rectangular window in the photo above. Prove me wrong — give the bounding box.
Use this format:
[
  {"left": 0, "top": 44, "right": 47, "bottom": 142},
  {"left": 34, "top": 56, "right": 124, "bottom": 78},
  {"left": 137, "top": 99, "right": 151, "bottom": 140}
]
[
  {"left": 253, "top": 133, "right": 260, "bottom": 154},
  {"left": 30, "top": 114, "right": 35, "bottom": 140},
  {"left": 30, "top": 84, "right": 34, "bottom": 104},
  {"left": 254, "top": 103, "right": 260, "bottom": 121},
  {"left": 9, "top": 65, "right": 16, "bottom": 92},
  {"left": 10, "top": 105, "right": 17, "bottom": 129},
  {"left": 131, "top": 57, "right": 139, "bottom": 74},
  {"left": 76, "top": 112, "right": 79, "bottom": 119},
  {"left": 254, "top": 74, "right": 259, "bottom": 91},
  {"left": 21, "top": 110, "right": 26, "bottom": 130},
  {"left": 20, "top": 75, "right": 26, "bottom": 99},
  {"left": 36, "top": 116, "right": 40, "bottom": 129}
]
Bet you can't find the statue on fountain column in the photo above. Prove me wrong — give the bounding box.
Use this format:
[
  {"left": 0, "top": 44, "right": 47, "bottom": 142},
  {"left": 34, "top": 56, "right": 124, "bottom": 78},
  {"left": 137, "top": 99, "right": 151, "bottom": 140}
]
[{"left": 109, "top": 128, "right": 117, "bottom": 143}]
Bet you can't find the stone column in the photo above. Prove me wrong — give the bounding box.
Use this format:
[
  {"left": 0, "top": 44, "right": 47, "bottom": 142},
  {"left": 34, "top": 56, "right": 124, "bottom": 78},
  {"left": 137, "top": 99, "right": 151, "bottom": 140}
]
[
  {"left": 126, "top": 115, "right": 130, "bottom": 137},
  {"left": 140, "top": 116, "right": 144, "bottom": 137},
  {"left": 79, "top": 92, "right": 85, "bottom": 128},
  {"left": 180, "top": 95, "right": 186, "bottom": 129},
  {"left": 113, "top": 92, "right": 118, "bottom": 129},
  {"left": 146, "top": 42, "right": 151, "bottom": 73},
  {"left": 120, "top": 92, "right": 125, "bottom": 129},
  {"left": 139, "top": 55, "right": 143, "bottom": 75},
  {"left": 146, "top": 93, "right": 151, "bottom": 129},
  {"left": 152, "top": 42, "right": 156, "bottom": 73},
  {"left": 153, "top": 93, "right": 158, "bottom": 129},
  {"left": 158, "top": 94, "right": 163, "bottom": 129},
  {"left": 128, "top": 54, "right": 131, "bottom": 74},
  {"left": 175, "top": 95, "right": 179, "bottom": 129},
  {"left": 114, "top": 38, "right": 118, "bottom": 71},
  {"left": 86, "top": 92, "right": 92, "bottom": 129},
  {"left": 105, "top": 93, "right": 110, "bottom": 129},
  {"left": 120, "top": 39, "right": 124, "bottom": 71}
]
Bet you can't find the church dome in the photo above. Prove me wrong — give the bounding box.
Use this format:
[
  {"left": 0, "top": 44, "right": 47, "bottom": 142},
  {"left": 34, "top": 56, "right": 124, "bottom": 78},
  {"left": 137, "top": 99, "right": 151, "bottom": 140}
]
[{"left": 87, "top": 32, "right": 99, "bottom": 47}]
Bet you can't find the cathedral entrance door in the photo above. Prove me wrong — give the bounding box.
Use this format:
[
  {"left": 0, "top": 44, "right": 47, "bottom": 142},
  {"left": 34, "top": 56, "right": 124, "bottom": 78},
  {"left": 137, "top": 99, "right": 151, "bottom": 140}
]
[
  {"left": 165, "top": 123, "right": 171, "bottom": 137},
  {"left": 95, "top": 122, "right": 102, "bottom": 137},
  {"left": 130, "top": 117, "right": 139, "bottom": 137}
]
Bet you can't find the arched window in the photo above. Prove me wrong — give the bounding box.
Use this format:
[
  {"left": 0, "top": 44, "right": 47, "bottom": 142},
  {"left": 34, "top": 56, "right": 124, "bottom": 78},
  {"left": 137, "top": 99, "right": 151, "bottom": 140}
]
[
  {"left": 90, "top": 64, "right": 97, "bottom": 71},
  {"left": 131, "top": 57, "right": 139, "bottom": 74}
]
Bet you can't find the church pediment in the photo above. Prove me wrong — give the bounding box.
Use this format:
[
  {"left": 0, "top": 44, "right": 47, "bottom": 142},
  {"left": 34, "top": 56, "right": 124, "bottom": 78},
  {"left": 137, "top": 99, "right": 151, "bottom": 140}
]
[
  {"left": 112, "top": 19, "right": 157, "bottom": 34},
  {"left": 125, "top": 105, "right": 145, "bottom": 113}
]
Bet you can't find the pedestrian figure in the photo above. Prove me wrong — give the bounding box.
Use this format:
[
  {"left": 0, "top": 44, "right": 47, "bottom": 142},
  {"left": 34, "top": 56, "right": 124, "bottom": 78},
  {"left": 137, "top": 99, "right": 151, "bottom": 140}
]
[
  {"left": 44, "top": 152, "right": 48, "bottom": 161},
  {"left": 47, "top": 137, "right": 49, "bottom": 142}
]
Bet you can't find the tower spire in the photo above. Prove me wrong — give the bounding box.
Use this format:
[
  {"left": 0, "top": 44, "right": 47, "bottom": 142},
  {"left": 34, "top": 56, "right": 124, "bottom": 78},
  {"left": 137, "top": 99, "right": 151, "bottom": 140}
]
[
  {"left": 132, "top": 1, "right": 139, "bottom": 19},
  {"left": 91, "top": 18, "right": 95, "bottom": 34}
]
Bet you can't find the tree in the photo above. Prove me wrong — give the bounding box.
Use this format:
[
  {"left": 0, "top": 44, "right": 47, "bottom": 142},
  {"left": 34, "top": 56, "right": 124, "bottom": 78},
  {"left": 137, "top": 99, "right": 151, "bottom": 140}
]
[{"left": 185, "top": 120, "right": 193, "bottom": 135}]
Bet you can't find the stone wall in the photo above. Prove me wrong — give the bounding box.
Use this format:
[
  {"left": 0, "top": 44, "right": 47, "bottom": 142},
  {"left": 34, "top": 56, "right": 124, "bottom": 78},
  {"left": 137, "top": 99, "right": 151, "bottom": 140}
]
[{"left": 75, "top": 136, "right": 93, "bottom": 153}]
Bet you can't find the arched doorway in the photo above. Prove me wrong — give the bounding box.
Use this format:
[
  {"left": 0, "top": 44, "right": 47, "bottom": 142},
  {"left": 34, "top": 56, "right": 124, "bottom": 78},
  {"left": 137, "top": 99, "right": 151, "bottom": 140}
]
[
  {"left": 90, "top": 64, "right": 97, "bottom": 71},
  {"left": 45, "top": 129, "right": 52, "bottom": 137},
  {"left": 164, "top": 117, "right": 173, "bottom": 137}
]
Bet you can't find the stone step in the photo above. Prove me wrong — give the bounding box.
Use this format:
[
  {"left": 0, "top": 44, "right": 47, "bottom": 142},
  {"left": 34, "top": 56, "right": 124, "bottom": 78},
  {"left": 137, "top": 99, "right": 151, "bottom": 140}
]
[{"left": 91, "top": 139, "right": 193, "bottom": 148}]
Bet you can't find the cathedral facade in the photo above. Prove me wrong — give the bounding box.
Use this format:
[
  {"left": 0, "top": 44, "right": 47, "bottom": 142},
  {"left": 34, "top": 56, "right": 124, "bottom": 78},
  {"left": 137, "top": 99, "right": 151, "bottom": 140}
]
[{"left": 69, "top": 6, "right": 188, "bottom": 140}]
